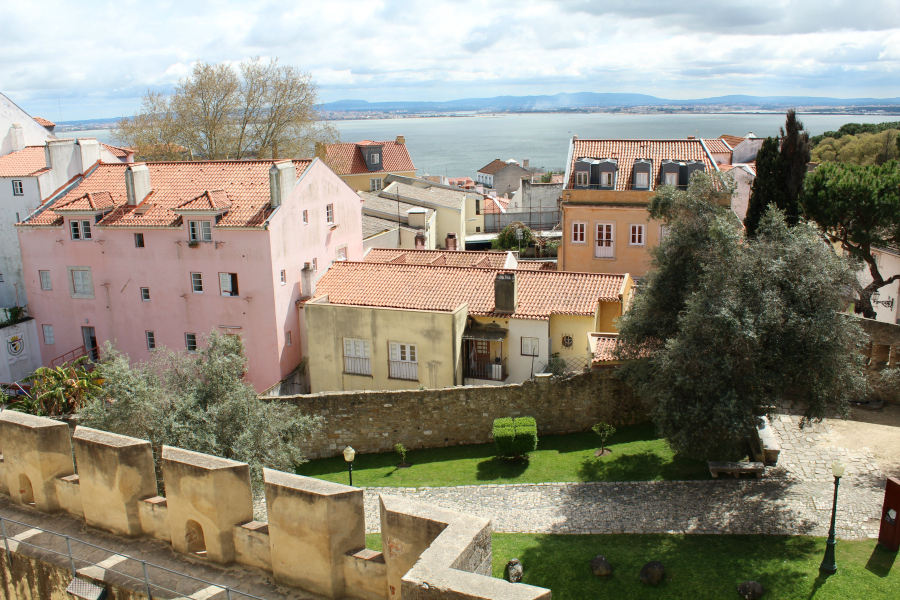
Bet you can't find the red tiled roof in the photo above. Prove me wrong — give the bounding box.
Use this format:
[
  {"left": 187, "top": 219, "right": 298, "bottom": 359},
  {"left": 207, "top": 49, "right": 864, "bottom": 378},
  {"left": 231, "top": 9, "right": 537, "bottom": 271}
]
[
  {"left": 478, "top": 159, "right": 512, "bottom": 175},
  {"left": 703, "top": 139, "right": 733, "bottom": 154},
  {"left": 516, "top": 261, "right": 556, "bottom": 271},
  {"left": 33, "top": 117, "right": 55, "bottom": 128},
  {"left": 718, "top": 135, "right": 745, "bottom": 149},
  {"left": 325, "top": 140, "right": 415, "bottom": 175},
  {"left": 483, "top": 196, "right": 508, "bottom": 214},
  {"left": 364, "top": 248, "right": 510, "bottom": 268},
  {"left": 24, "top": 159, "right": 311, "bottom": 229},
  {"left": 566, "top": 139, "right": 717, "bottom": 190},
  {"left": 589, "top": 333, "right": 620, "bottom": 365},
  {"left": 101, "top": 142, "right": 132, "bottom": 158},
  {"left": 54, "top": 191, "right": 115, "bottom": 212},
  {"left": 314, "top": 261, "right": 626, "bottom": 320},
  {"left": 0, "top": 146, "right": 48, "bottom": 177},
  {"left": 174, "top": 189, "right": 232, "bottom": 212}
]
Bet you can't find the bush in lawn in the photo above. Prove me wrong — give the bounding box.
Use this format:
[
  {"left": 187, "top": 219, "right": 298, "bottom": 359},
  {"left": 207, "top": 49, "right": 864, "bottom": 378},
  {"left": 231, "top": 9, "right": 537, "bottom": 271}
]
[
  {"left": 592, "top": 422, "right": 617, "bottom": 454},
  {"left": 394, "top": 442, "right": 410, "bottom": 467},
  {"left": 493, "top": 416, "right": 538, "bottom": 459}
]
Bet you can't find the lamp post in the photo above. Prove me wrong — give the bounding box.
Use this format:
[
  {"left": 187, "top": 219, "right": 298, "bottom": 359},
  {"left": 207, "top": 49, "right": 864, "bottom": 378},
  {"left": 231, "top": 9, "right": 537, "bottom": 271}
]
[
  {"left": 343, "top": 446, "right": 356, "bottom": 487},
  {"left": 820, "top": 459, "right": 846, "bottom": 574}
]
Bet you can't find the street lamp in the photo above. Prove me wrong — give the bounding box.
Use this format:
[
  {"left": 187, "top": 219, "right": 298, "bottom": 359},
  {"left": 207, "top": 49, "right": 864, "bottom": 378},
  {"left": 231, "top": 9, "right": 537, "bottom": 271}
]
[
  {"left": 820, "top": 459, "right": 846, "bottom": 574},
  {"left": 343, "top": 446, "right": 357, "bottom": 487}
]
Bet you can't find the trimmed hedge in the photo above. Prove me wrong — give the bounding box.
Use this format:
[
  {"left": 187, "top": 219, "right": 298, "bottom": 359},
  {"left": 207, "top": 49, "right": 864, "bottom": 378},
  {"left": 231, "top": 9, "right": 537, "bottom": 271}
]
[{"left": 493, "top": 416, "right": 538, "bottom": 457}]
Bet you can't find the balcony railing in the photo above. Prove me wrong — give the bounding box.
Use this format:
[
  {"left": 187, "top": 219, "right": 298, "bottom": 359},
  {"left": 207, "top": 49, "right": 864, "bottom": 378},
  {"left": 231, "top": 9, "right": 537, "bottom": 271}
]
[
  {"left": 465, "top": 358, "right": 508, "bottom": 381},
  {"left": 595, "top": 242, "right": 614, "bottom": 258},
  {"left": 389, "top": 360, "right": 418, "bottom": 381},
  {"left": 343, "top": 356, "right": 371, "bottom": 376}
]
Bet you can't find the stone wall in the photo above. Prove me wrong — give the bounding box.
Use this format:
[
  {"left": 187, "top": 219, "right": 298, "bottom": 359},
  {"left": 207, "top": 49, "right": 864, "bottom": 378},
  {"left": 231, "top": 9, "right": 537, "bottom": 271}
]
[{"left": 280, "top": 370, "right": 646, "bottom": 459}]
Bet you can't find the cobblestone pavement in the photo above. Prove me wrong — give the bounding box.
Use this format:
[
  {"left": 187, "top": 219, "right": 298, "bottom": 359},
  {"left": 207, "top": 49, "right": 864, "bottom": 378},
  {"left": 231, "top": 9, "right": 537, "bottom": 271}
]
[{"left": 257, "top": 414, "right": 889, "bottom": 539}]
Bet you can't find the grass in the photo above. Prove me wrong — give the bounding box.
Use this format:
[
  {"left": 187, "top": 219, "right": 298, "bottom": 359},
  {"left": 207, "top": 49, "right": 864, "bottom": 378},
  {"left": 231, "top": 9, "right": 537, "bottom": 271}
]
[
  {"left": 296, "top": 423, "right": 710, "bottom": 487},
  {"left": 365, "top": 533, "right": 899, "bottom": 599}
]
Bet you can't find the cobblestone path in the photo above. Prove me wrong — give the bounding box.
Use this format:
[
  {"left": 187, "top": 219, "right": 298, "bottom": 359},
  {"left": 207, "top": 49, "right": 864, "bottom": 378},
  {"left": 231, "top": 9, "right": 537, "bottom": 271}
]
[{"left": 360, "top": 415, "right": 888, "bottom": 539}]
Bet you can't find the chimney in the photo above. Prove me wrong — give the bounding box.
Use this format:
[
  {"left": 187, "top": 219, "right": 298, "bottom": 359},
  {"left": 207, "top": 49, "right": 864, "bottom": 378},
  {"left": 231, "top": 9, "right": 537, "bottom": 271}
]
[
  {"left": 396, "top": 135, "right": 405, "bottom": 145},
  {"left": 407, "top": 207, "right": 427, "bottom": 229},
  {"left": 77, "top": 138, "right": 100, "bottom": 169},
  {"left": 125, "top": 164, "right": 151, "bottom": 206},
  {"left": 445, "top": 232, "right": 458, "bottom": 251},
  {"left": 523, "top": 159, "right": 529, "bottom": 168},
  {"left": 268, "top": 161, "right": 296, "bottom": 207},
  {"left": 494, "top": 272, "right": 518, "bottom": 314},
  {"left": 9, "top": 125, "right": 25, "bottom": 152},
  {"left": 415, "top": 229, "right": 426, "bottom": 249},
  {"left": 314, "top": 141, "right": 326, "bottom": 159},
  {"left": 44, "top": 138, "right": 76, "bottom": 173},
  {"left": 686, "top": 135, "right": 695, "bottom": 140}
]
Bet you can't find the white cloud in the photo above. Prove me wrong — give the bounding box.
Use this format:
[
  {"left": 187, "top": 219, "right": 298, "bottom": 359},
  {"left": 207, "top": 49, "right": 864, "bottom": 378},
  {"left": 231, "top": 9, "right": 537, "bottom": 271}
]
[{"left": 1, "top": 0, "right": 897, "bottom": 119}]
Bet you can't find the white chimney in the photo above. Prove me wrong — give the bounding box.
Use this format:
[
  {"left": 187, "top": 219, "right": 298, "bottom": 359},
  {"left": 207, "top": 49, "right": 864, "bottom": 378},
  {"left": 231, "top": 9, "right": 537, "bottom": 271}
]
[
  {"left": 9, "top": 125, "right": 25, "bottom": 152},
  {"left": 269, "top": 161, "right": 296, "bottom": 207},
  {"left": 77, "top": 138, "right": 100, "bottom": 169},
  {"left": 125, "top": 164, "right": 151, "bottom": 206}
]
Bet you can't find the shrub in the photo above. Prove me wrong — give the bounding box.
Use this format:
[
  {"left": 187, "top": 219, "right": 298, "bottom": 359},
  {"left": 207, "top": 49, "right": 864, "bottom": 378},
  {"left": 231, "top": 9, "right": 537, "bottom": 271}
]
[
  {"left": 394, "top": 442, "right": 408, "bottom": 464},
  {"left": 592, "top": 422, "right": 617, "bottom": 453},
  {"left": 493, "top": 416, "right": 538, "bottom": 458}
]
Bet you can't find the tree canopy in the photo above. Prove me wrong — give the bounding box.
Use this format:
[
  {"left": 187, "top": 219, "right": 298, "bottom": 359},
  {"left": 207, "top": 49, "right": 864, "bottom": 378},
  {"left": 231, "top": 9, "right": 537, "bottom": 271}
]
[
  {"left": 811, "top": 129, "right": 900, "bottom": 166},
  {"left": 810, "top": 120, "right": 900, "bottom": 146},
  {"left": 78, "top": 331, "right": 321, "bottom": 485},
  {"left": 801, "top": 160, "right": 900, "bottom": 318},
  {"left": 113, "top": 58, "right": 337, "bottom": 161},
  {"left": 618, "top": 174, "right": 865, "bottom": 459}
]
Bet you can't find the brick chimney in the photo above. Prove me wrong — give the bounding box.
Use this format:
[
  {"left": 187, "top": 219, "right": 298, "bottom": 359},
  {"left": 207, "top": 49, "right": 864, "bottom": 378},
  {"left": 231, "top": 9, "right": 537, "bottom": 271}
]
[
  {"left": 445, "top": 232, "right": 458, "bottom": 251},
  {"left": 125, "top": 163, "right": 151, "bottom": 206},
  {"left": 415, "top": 229, "right": 426, "bottom": 249},
  {"left": 396, "top": 135, "right": 405, "bottom": 145},
  {"left": 494, "top": 272, "right": 518, "bottom": 314},
  {"left": 269, "top": 160, "right": 296, "bottom": 207}
]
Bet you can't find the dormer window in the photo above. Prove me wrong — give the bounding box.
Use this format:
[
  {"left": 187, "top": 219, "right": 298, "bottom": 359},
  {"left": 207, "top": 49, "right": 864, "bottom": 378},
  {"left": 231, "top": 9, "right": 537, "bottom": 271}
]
[
  {"left": 360, "top": 144, "right": 384, "bottom": 172},
  {"left": 600, "top": 172, "right": 613, "bottom": 187},
  {"left": 575, "top": 172, "right": 588, "bottom": 187},
  {"left": 636, "top": 172, "right": 648, "bottom": 187},
  {"left": 665, "top": 172, "right": 678, "bottom": 186},
  {"left": 189, "top": 220, "right": 212, "bottom": 242},
  {"left": 70, "top": 220, "right": 92, "bottom": 241},
  {"left": 371, "top": 153, "right": 380, "bottom": 165}
]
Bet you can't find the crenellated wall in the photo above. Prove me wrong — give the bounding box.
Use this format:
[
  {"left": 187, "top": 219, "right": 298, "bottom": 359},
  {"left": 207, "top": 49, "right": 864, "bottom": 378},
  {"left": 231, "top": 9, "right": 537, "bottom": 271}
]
[{"left": 0, "top": 411, "right": 550, "bottom": 600}]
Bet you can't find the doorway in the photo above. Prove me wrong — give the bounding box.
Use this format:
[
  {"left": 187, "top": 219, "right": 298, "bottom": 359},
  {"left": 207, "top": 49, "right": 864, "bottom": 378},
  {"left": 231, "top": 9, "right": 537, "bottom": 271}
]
[{"left": 82, "top": 326, "right": 98, "bottom": 360}]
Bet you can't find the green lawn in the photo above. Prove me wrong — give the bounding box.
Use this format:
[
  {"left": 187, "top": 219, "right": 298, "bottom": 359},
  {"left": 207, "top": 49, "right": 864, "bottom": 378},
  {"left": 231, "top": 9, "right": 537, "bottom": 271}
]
[
  {"left": 365, "top": 533, "right": 899, "bottom": 599},
  {"left": 296, "top": 423, "right": 710, "bottom": 487}
]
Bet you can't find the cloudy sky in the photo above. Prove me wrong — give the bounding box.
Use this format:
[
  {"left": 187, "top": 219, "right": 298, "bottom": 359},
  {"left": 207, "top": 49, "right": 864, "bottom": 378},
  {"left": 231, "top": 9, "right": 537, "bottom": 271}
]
[{"left": 3, "top": 0, "right": 899, "bottom": 120}]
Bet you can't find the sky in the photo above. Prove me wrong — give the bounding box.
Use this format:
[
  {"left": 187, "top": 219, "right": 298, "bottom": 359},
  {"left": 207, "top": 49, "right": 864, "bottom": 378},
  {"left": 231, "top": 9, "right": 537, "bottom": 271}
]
[{"left": 2, "top": 0, "right": 899, "bottom": 120}]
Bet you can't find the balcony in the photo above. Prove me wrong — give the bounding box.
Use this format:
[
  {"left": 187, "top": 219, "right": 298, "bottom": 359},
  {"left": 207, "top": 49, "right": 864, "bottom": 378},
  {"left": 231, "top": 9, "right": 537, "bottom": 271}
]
[
  {"left": 595, "top": 242, "right": 614, "bottom": 258},
  {"left": 343, "top": 356, "right": 371, "bottom": 376},
  {"left": 464, "top": 358, "right": 508, "bottom": 382},
  {"left": 389, "top": 360, "right": 418, "bottom": 381}
]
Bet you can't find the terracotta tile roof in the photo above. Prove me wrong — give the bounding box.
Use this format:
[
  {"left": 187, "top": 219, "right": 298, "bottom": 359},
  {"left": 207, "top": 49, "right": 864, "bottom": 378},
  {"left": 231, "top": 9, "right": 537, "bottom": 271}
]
[
  {"left": 314, "top": 261, "right": 626, "bottom": 320},
  {"left": 359, "top": 191, "right": 435, "bottom": 220},
  {"left": 54, "top": 191, "right": 115, "bottom": 212},
  {"left": 24, "top": 159, "right": 311, "bottom": 228},
  {"left": 718, "top": 135, "right": 745, "bottom": 148},
  {"left": 325, "top": 140, "right": 415, "bottom": 175},
  {"left": 483, "top": 196, "right": 508, "bottom": 214},
  {"left": 478, "top": 159, "right": 516, "bottom": 175},
  {"left": 101, "top": 142, "right": 132, "bottom": 158},
  {"left": 516, "top": 261, "right": 557, "bottom": 271},
  {"left": 589, "top": 333, "right": 620, "bottom": 365},
  {"left": 0, "top": 146, "right": 48, "bottom": 177},
  {"left": 364, "top": 248, "right": 511, "bottom": 268},
  {"left": 703, "top": 139, "right": 733, "bottom": 154},
  {"left": 33, "top": 117, "right": 55, "bottom": 128},
  {"left": 448, "top": 176, "right": 474, "bottom": 187},
  {"left": 381, "top": 181, "right": 466, "bottom": 210},
  {"left": 566, "top": 139, "right": 717, "bottom": 190},
  {"left": 174, "top": 189, "right": 232, "bottom": 212}
]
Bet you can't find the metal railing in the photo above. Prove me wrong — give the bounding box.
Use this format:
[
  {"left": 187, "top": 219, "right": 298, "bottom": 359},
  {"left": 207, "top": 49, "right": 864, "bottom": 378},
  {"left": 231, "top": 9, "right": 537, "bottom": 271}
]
[
  {"left": 388, "top": 360, "right": 418, "bottom": 381},
  {"left": 539, "top": 353, "right": 593, "bottom": 377},
  {"left": 343, "top": 356, "right": 372, "bottom": 376},
  {"left": 464, "top": 358, "right": 508, "bottom": 381},
  {"left": 0, "top": 514, "right": 267, "bottom": 600},
  {"left": 48, "top": 346, "right": 87, "bottom": 368}
]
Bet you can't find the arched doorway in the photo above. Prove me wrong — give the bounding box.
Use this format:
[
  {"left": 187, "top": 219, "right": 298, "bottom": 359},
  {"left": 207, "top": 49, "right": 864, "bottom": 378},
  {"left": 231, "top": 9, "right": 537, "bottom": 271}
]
[{"left": 184, "top": 520, "right": 207, "bottom": 557}]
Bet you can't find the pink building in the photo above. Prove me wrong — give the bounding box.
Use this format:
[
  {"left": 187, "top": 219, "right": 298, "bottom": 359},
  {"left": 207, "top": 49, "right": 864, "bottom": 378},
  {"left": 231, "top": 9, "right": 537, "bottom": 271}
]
[{"left": 17, "top": 158, "right": 363, "bottom": 391}]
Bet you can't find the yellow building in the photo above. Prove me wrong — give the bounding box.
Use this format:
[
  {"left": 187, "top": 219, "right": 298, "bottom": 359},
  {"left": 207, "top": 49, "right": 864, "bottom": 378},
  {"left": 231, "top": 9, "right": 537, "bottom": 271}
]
[
  {"left": 320, "top": 136, "right": 416, "bottom": 192},
  {"left": 558, "top": 138, "right": 726, "bottom": 277},
  {"left": 304, "top": 260, "right": 633, "bottom": 392}
]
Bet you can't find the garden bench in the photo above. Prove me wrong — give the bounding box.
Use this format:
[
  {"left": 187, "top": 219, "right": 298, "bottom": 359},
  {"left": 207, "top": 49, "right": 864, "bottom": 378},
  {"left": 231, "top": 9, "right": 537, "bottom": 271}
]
[
  {"left": 749, "top": 416, "right": 781, "bottom": 465},
  {"left": 708, "top": 461, "right": 764, "bottom": 479}
]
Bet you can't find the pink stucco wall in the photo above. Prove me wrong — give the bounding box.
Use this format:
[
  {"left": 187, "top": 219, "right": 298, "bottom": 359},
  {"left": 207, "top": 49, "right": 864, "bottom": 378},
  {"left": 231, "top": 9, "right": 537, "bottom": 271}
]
[{"left": 18, "top": 158, "right": 364, "bottom": 391}]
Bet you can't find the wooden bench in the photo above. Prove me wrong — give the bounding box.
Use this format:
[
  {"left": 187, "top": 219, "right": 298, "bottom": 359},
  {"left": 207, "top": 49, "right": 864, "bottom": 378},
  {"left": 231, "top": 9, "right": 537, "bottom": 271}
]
[
  {"left": 709, "top": 461, "right": 764, "bottom": 479},
  {"left": 750, "top": 416, "right": 781, "bottom": 465}
]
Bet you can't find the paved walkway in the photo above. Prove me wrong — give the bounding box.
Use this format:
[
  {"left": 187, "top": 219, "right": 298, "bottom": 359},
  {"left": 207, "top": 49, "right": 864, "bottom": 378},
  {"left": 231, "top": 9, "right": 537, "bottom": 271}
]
[{"left": 359, "top": 415, "right": 887, "bottom": 539}]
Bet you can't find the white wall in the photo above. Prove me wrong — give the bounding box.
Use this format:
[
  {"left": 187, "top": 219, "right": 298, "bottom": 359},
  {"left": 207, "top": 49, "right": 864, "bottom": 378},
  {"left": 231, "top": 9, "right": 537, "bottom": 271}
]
[
  {"left": 858, "top": 249, "right": 900, "bottom": 324},
  {"left": 0, "top": 176, "right": 44, "bottom": 308},
  {"left": 0, "top": 93, "right": 55, "bottom": 157},
  {"left": 507, "top": 318, "right": 550, "bottom": 384},
  {"left": 0, "top": 318, "right": 43, "bottom": 383}
]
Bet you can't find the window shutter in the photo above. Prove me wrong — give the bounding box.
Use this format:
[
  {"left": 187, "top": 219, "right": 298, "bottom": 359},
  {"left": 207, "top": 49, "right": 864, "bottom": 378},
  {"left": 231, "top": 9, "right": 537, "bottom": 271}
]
[
  {"left": 390, "top": 342, "right": 399, "bottom": 361},
  {"left": 408, "top": 345, "right": 416, "bottom": 362},
  {"left": 344, "top": 339, "right": 352, "bottom": 356},
  {"left": 219, "top": 273, "right": 232, "bottom": 296},
  {"left": 363, "top": 340, "right": 370, "bottom": 358}
]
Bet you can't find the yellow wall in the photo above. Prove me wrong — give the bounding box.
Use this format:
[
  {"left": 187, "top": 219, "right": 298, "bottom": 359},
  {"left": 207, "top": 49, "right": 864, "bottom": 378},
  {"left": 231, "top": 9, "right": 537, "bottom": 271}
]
[
  {"left": 305, "top": 301, "right": 466, "bottom": 392},
  {"left": 549, "top": 313, "right": 597, "bottom": 358},
  {"left": 340, "top": 170, "right": 417, "bottom": 192},
  {"left": 466, "top": 196, "right": 486, "bottom": 235}
]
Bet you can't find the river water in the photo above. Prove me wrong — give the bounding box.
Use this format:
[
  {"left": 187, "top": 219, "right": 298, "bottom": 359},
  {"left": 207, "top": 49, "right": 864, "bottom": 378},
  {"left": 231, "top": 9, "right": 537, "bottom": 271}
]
[{"left": 61, "top": 112, "right": 891, "bottom": 178}]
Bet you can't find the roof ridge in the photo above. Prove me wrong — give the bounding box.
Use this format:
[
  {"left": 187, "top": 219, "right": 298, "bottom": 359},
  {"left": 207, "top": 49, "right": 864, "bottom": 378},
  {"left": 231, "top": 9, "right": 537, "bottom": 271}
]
[{"left": 334, "top": 260, "right": 625, "bottom": 277}]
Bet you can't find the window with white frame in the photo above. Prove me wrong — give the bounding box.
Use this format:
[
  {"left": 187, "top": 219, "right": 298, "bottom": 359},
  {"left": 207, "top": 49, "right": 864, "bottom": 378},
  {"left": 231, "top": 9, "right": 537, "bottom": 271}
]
[
  {"left": 140, "top": 287, "right": 150, "bottom": 301},
  {"left": 326, "top": 204, "right": 334, "bottom": 224},
  {"left": 42, "top": 324, "right": 54, "bottom": 344},
  {"left": 572, "top": 222, "right": 586, "bottom": 243},
  {"left": 665, "top": 172, "right": 678, "bottom": 186},
  {"left": 280, "top": 270, "right": 286, "bottom": 285},
  {"left": 134, "top": 233, "right": 145, "bottom": 248},
  {"left": 389, "top": 341, "right": 418, "bottom": 380},
  {"left": 302, "top": 210, "right": 308, "bottom": 224},
  {"left": 191, "top": 272, "right": 203, "bottom": 293},
  {"left": 12, "top": 180, "right": 24, "bottom": 196},
  {"left": 370, "top": 178, "right": 382, "bottom": 191},
  {"left": 70, "top": 268, "right": 93, "bottom": 297},
  {"left": 344, "top": 337, "right": 372, "bottom": 375},
  {"left": 521, "top": 337, "right": 539, "bottom": 356},
  {"left": 595, "top": 223, "right": 614, "bottom": 258},
  {"left": 629, "top": 224, "right": 645, "bottom": 246},
  {"left": 635, "top": 172, "right": 649, "bottom": 188},
  {"left": 371, "top": 153, "right": 380, "bottom": 165},
  {"left": 575, "top": 171, "right": 589, "bottom": 187},
  {"left": 336, "top": 245, "right": 348, "bottom": 261},
  {"left": 660, "top": 225, "right": 671, "bottom": 242},
  {"left": 39, "top": 270, "right": 51, "bottom": 290},
  {"left": 70, "top": 220, "right": 92, "bottom": 241},
  {"left": 185, "top": 333, "right": 197, "bottom": 352},
  {"left": 188, "top": 220, "right": 211, "bottom": 242},
  {"left": 146, "top": 331, "right": 156, "bottom": 350},
  {"left": 600, "top": 172, "right": 613, "bottom": 187},
  {"left": 219, "top": 273, "right": 239, "bottom": 297}
]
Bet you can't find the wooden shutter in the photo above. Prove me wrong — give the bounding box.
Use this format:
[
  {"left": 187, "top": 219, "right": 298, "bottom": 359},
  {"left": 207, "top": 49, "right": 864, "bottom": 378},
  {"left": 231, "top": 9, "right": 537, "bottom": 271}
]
[{"left": 219, "top": 273, "right": 232, "bottom": 296}]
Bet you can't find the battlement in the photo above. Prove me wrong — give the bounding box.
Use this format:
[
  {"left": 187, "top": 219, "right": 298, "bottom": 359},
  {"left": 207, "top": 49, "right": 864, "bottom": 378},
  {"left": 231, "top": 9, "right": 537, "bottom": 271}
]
[{"left": 0, "top": 411, "right": 550, "bottom": 600}]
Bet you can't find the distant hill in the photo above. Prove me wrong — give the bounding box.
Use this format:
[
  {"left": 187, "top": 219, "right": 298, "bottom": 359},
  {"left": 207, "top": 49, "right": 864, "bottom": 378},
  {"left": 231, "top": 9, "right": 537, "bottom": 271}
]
[{"left": 323, "top": 92, "right": 900, "bottom": 113}]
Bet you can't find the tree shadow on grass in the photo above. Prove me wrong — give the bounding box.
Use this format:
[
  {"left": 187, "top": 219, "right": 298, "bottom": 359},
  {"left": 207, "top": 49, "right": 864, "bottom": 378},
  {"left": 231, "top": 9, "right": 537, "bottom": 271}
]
[
  {"left": 476, "top": 456, "right": 530, "bottom": 481},
  {"left": 579, "top": 450, "right": 709, "bottom": 482},
  {"left": 865, "top": 544, "right": 897, "bottom": 578},
  {"left": 541, "top": 423, "right": 660, "bottom": 455}
]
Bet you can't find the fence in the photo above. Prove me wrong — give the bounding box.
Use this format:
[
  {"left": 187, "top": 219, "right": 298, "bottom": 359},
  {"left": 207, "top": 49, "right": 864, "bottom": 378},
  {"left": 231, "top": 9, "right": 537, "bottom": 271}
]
[
  {"left": 538, "top": 353, "right": 593, "bottom": 377},
  {"left": 0, "top": 514, "right": 264, "bottom": 600},
  {"left": 484, "top": 210, "right": 561, "bottom": 233},
  {"left": 464, "top": 358, "right": 508, "bottom": 381}
]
